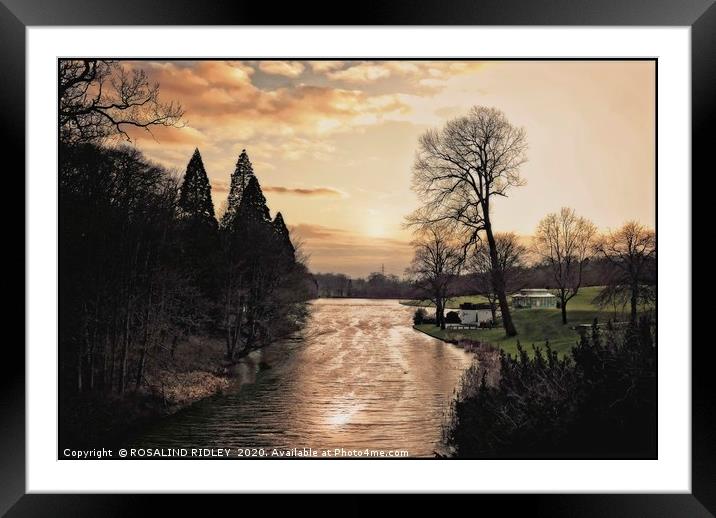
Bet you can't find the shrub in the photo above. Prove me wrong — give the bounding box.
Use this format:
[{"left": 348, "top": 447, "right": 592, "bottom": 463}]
[
  {"left": 413, "top": 307, "right": 427, "bottom": 325},
  {"left": 444, "top": 317, "right": 656, "bottom": 459},
  {"left": 445, "top": 311, "right": 461, "bottom": 324}
]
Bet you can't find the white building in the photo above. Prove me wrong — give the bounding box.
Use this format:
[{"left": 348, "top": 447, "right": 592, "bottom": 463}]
[
  {"left": 445, "top": 303, "right": 498, "bottom": 328},
  {"left": 511, "top": 288, "right": 558, "bottom": 308}
]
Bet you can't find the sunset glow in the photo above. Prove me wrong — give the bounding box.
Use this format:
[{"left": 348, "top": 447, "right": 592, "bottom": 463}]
[{"left": 126, "top": 60, "right": 656, "bottom": 277}]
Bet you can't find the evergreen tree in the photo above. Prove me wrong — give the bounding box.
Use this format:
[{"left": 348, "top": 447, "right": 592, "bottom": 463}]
[
  {"left": 178, "top": 148, "right": 219, "bottom": 299},
  {"left": 178, "top": 148, "right": 217, "bottom": 227},
  {"left": 228, "top": 174, "right": 274, "bottom": 350},
  {"left": 234, "top": 175, "right": 271, "bottom": 232},
  {"left": 272, "top": 212, "right": 295, "bottom": 260},
  {"left": 221, "top": 149, "right": 254, "bottom": 228}
]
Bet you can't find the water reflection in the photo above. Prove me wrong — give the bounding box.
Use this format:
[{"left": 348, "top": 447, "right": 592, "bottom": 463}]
[{"left": 132, "top": 299, "right": 473, "bottom": 457}]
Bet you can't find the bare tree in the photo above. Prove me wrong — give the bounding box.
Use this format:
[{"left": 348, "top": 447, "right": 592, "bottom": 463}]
[
  {"left": 533, "top": 208, "right": 597, "bottom": 324},
  {"left": 468, "top": 232, "right": 528, "bottom": 322},
  {"left": 407, "top": 106, "right": 528, "bottom": 336},
  {"left": 59, "top": 59, "right": 184, "bottom": 144},
  {"left": 594, "top": 221, "right": 656, "bottom": 323},
  {"left": 406, "top": 224, "right": 464, "bottom": 329}
]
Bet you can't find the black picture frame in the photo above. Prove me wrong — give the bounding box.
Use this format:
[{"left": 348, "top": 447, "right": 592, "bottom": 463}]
[{"left": 4, "top": 0, "right": 709, "bottom": 514}]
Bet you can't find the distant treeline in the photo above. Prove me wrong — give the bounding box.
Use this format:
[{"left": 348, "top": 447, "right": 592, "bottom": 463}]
[
  {"left": 310, "top": 272, "right": 415, "bottom": 299},
  {"left": 60, "top": 143, "right": 312, "bottom": 399},
  {"left": 311, "top": 258, "right": 633, "bottom": 300}
]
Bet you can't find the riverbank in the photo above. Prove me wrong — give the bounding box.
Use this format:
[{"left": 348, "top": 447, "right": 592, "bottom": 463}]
[
  {"left": 413, "top": 317, "right": 581, "bottom": 357},
  {"left": 59, "top": 375, "right": 229, "bottom": 454},
  {"left": 59, "top": 335, "right": 232, "bottom": 453},
  {"left": 407, "top": 287, "right": 636, "bottom": 357}
]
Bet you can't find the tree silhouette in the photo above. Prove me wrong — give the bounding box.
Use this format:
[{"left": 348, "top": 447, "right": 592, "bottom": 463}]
[
  {"left": 273, "top": 212, "right": 295, "bottom": 260},
  {"left": 533, "top": 207, "right": 597, "bottom": 324},
  {"left": 234, "top": 175, "right": 271, "bottom": 231},
  {"left": 594, "top": 222, "right": 656, "bottom": 323},
  {"left": 179, "top": 149, "right": 217, "bottom": 227},
  {"left": 59, "top": 59, "right": 183, "bottom": 144},
  {"left": 408, "top": 106, "right": 528, "bottom": 337},
  {"left": 178, "top": 148, "right": 219, "bottom": 298},
  {"left": 221, "top": 149, "right": 255, "bottom": 229},
  {"left": 406, "top": 223, "right": 464, "bottom": 329}
]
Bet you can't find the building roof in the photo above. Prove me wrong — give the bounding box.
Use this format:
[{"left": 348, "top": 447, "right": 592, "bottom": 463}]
[
  {"left": 513, "top": 291, "right": 557, "bottom": 298},
  {"left": 459, "top": 302, "right": 493, "bottom": 310}
]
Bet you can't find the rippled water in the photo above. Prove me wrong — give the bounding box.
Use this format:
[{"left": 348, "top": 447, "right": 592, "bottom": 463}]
[{"left": 132, "top": 299, "right": 473, "bottom": 457}]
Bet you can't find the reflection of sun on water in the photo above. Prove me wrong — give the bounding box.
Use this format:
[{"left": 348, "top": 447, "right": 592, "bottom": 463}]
[{"left": 326, "top": 403, "right": 363, "bottom": 427}]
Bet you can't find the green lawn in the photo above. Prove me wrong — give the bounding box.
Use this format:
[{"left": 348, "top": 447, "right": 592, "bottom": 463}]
[{"left": 411, "top": 286, "right": 635, "bottom": 357}]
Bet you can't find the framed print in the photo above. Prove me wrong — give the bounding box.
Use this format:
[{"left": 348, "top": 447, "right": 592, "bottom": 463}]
[{"left": 4, "top": 0, "right": 711, "bottom": 514}]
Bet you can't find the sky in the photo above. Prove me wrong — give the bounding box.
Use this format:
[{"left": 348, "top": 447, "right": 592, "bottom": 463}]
[{"left": 123, "top": 60, "right": 656, "bottom": 278}]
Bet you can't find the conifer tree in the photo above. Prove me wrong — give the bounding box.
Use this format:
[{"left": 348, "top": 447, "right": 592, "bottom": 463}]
[
  {"left": 273, "top": 212, "right": 295, "bottom": 260},
  {"left": 234, "top": 175, "right": 271, "bottom": 231},
  {"left": 228, "top": 174, "right": 274, "bottom": 350},
  {"left": 221, "top": 149, "right": 254, "bottom": 228},
  {"left": 178, "top": 148, "right": 217, "bottom": 228},
  {"left": 178, "top": 148, "right": 219, "bottom": 298}
]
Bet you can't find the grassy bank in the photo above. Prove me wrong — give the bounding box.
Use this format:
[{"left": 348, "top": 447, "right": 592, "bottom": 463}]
[{"left": 413, "top": 287, "right": 635, "bottom": 357}]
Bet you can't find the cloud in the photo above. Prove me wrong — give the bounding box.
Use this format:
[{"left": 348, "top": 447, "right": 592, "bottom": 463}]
[
  {"left": 307, "top": 61, "right": 345, "bottom": 73},
  {"left": 130, "top": 62, "right": 487, "bottom": 141},
  {"left": 125, "top": 124, "right": 208, "bottom": 146},
  {"left": 323, "top": 61, "right": 486, "bottom": 86},
  {"left": 243, "top": 137, "right": 336, "bottom": 162},
  {"left": 291, "top": 223, "right": 410, "bottom": 249},
  {"left": 140, "top": 60, "right": 412, "bottom": 142},
  {"left": 290, "top": 223, "right": 348, "bottom": 240},
  {"left": 258, "top": 61, "right": 305, "bottom": 78},
  {"left": 327, "top": 63, "right": 392, "bottom": 83},
  {"left": 264, "top": 186, "right": 345, "bottom": 197}
]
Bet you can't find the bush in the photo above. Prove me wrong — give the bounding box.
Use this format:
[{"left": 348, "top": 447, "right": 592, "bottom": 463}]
[
  {"left": 444, "top": 317, "right": 656, "bottom": 459},
  {"left": 413, "top": 307, "right": 427, "bottom": 325},
  {"left": 445, "top": 311, "right": 461, "bottom": 324}
]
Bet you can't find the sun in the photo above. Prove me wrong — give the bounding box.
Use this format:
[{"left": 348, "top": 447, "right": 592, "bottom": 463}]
[
  {"left": 364, "top": 210, "right": 389, "bottom": 238},
  {"left": 365, "top": 223, "right": 388, "bottom": 238}
]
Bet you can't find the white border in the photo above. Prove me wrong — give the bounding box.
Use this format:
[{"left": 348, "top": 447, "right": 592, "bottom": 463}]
[{"left": 27, "top": 27, "right": 690, "bottom": 493}]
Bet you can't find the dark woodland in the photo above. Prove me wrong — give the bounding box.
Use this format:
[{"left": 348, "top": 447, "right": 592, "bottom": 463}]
[{"left": 58, "top": 60, "right": 312, "bottom": 447}]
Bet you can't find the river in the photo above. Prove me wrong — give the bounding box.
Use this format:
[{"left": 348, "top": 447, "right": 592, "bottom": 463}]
[{"left": 131, "top": 298, "right": 473, "bottom": 458}]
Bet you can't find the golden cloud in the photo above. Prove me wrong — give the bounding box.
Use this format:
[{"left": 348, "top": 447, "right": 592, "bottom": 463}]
[
  {"left": 258, "top": 61, "right": 306, "bottom": 77},
  {"left": 327, "top": 63, "right": 391, "bottom": 83},
  {"left": 125, "top": 124, "right": 208, "bottom": 146},
  {"left": 322, "top": 61, "right": 485, "bottom": 85},
  {"left": 128, "top": 61, "right": 488, "bottom": 154}
]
